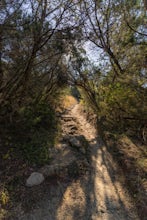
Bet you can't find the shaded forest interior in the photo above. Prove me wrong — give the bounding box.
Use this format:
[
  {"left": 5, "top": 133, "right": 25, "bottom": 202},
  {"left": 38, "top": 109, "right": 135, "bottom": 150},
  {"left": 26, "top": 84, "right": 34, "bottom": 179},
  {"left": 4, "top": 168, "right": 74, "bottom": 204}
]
[{"left": 0, "top": 0, "right": 147, "bottom": 219}]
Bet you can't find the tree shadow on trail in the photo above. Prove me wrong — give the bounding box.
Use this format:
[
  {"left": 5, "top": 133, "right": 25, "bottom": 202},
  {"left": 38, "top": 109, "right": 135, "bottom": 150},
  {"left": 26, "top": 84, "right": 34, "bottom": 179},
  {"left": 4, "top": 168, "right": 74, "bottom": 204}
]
[
  {"left": 18, "top": 136, "right": 137, "bottom": 220},
  {"left": 73, "top": 136, "right": 134, "bottom": 220}
]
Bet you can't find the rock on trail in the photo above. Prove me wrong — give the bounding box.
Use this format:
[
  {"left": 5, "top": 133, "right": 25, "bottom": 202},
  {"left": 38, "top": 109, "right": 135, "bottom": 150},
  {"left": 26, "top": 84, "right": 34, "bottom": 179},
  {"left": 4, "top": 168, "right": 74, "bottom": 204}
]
[{"left": 26, "top": 172, "right": 45, "bottom": 187}]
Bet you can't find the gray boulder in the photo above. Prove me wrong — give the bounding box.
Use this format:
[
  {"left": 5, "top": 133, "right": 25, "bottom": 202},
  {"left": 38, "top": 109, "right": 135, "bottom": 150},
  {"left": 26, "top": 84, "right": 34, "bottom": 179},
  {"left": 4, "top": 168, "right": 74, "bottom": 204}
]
[
  {"left": 26, "top": 172, "right": 45, "bottom": 187},
  {"left": 69, "top": 137, "right": 81, "bottom": 148},
  {"left": 69, "top": 136, "right": 88, "bottom": 154}
]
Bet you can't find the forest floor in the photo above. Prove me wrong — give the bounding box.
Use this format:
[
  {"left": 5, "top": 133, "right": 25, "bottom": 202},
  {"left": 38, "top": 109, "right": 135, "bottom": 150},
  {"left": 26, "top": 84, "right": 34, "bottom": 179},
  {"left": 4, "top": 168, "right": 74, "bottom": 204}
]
[{"left": 2, "top": 103, "right": 140, "bottom": 220}]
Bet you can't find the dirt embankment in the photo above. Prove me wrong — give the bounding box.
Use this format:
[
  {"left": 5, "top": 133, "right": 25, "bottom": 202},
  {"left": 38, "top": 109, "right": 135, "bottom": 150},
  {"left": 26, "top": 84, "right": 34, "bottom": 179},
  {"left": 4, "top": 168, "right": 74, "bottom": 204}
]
[{"left": 104, "top": 133, "right": 147, "bottom": 220}]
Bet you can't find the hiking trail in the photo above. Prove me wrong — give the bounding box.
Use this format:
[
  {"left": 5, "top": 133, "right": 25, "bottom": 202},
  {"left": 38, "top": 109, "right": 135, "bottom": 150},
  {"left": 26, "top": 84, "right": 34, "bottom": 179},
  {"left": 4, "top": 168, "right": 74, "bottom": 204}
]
[{"left": 20, "top": 104, "right": 139, "bottom": 220}]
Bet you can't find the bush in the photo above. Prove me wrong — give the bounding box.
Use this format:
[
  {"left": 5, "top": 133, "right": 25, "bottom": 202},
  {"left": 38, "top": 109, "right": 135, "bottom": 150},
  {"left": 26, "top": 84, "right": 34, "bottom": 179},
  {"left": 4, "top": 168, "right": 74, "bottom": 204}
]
[{"left": 2, "top": 101, "right": 58, "bottom": 166}]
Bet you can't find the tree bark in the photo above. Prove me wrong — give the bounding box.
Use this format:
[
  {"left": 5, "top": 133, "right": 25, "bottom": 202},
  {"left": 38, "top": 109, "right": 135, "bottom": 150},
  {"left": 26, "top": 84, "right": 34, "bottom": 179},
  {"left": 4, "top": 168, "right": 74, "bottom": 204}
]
[{"left": 0, "top": 29, "right": 3, "bottom": 87}]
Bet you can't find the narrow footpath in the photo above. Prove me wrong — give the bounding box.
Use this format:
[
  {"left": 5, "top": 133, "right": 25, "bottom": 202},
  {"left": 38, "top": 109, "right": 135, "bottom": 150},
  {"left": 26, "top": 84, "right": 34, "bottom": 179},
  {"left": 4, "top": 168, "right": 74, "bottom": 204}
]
[{"left": 20, "top": 104, "right": 139, "bottom": 220}]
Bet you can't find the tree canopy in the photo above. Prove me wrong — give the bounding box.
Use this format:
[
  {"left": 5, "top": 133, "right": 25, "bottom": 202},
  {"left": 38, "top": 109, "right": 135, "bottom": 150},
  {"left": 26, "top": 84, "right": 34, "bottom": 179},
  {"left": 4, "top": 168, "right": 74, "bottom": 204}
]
[{"left": 0, "top": 0, "right": 146, "bottom": 147}]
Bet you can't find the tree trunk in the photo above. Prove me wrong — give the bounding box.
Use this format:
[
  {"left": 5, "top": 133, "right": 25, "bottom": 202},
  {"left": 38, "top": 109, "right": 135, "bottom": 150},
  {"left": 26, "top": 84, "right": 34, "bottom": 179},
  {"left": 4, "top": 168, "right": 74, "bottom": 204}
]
[{"left": 0, "top": 30, "right": 3, "bottom": 87}]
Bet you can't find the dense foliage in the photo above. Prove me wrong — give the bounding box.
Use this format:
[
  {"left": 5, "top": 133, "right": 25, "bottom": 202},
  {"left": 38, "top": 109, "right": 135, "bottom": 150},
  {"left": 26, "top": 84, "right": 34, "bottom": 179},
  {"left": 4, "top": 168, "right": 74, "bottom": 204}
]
[
  {"left": 69, "top": 0, "right": 147, "bottom": 140},
  {"left": 0, "top": 0, "right": 146, "bottom": 164}
]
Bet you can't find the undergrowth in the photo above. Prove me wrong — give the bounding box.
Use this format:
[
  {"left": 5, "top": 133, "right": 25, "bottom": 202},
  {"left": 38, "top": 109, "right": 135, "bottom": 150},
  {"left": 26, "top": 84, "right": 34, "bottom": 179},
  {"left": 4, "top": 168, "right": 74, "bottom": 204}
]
[{"left": 0, "top": 101, "right": 59, "bottom": 166}]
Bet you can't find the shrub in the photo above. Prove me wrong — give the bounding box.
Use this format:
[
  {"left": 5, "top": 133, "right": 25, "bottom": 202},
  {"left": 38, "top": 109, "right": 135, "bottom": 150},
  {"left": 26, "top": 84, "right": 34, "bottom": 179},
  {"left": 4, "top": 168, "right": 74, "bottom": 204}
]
[{"left": 7, "top": 102, "right": 58, "bottom": 165}]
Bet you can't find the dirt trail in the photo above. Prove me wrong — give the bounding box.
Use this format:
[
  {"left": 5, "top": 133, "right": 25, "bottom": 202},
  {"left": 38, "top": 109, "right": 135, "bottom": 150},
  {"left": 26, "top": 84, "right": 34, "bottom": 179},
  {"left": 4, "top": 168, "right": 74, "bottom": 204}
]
[{"left": 20, "top": 104, "right": 139, "bottom": 220}]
